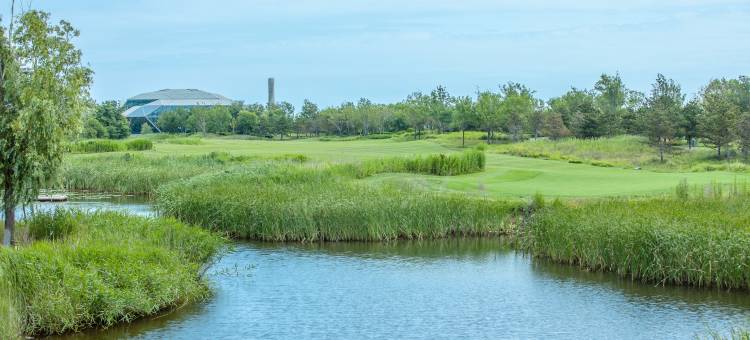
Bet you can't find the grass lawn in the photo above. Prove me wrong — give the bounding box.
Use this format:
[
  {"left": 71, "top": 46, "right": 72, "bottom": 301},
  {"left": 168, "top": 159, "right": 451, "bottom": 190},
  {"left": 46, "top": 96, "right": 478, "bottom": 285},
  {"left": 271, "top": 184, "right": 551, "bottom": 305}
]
[
  {"left": 67, "top": 135, "right": 750, "bottom": 198},
  {"left": 149, "top": 137, "right": 451, "bottom": 161},
  {"left": 365, "top": 154, "right": 750, "bottom": 198}
]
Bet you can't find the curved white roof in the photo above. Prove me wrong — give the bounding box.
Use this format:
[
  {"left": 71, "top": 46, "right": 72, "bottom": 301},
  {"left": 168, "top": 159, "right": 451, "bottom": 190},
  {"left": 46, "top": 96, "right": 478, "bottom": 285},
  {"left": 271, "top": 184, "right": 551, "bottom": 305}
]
[{"left": 127, "top": 89, "right": 232, "bottom": 102}]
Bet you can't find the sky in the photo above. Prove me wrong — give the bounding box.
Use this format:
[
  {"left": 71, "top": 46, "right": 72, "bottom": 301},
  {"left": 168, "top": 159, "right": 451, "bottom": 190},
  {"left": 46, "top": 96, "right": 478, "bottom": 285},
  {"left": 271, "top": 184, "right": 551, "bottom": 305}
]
[{"left": 1, "top": 0, "right": 748, "bottom": 108}]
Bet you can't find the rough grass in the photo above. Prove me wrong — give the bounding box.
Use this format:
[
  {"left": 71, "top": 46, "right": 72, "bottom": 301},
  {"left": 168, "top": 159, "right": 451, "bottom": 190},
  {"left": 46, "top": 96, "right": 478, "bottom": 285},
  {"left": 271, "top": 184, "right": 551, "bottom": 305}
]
[
  {"left": 0, "top": 211, "right": 224, "bottom": 337},
  {"left": 493, "top": 135, "right": 655, "bottom": 168},
  {"left": 523, "top": 188, "right": 750, "bottom": 290},
  {"left": 492, "top": 135, "right": 750, "bottom": 172},
  {"left": 156, "top": 164, "right": 521, "bottom": 241}
]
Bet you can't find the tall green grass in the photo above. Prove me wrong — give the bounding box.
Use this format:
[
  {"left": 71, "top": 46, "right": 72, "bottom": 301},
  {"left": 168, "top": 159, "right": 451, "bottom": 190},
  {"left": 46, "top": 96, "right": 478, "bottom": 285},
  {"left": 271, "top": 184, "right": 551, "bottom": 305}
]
[
  {"left": 523, "top": 190, "right": 750, "bottom": 289},
  {"left": 157, "top": 164, "right": 520, "bottom": 241},
  {"left": 69, "top": 139, "right": 153, "bottom": 153},
  {"left": 60, "top": 152, "right": 253, "bottom": 194},
  {"left": 344, "top": 149, "right": 485, "bottom": 178},
  {"left": 0, "top": 211, "right": 224, "bottom": 337}
]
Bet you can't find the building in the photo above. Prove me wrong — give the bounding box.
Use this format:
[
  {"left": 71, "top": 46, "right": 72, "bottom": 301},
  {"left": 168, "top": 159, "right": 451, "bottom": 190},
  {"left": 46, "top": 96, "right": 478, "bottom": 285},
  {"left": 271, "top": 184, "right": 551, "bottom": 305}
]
[{"left": 123, "top": 89, "right": 234, "bottom": 132}]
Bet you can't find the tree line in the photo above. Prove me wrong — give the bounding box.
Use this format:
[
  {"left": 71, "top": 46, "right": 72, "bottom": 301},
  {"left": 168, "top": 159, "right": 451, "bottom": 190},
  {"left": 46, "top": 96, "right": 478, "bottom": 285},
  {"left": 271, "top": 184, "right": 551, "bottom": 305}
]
[{"left": 87, "top": 73, "right": 750, "bottom": 160}]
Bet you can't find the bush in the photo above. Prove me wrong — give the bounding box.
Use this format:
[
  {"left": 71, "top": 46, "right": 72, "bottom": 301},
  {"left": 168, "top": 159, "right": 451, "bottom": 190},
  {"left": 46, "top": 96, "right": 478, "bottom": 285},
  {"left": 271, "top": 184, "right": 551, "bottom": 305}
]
[{"left": 125, "top": 139, "right": 154, "bottom": 151}]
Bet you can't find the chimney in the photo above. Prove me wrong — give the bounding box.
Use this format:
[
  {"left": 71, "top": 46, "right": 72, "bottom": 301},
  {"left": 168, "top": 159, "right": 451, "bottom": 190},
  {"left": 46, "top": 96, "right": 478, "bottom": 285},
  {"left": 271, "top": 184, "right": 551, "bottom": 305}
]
[{"left": 267, "top": 77, "right": 275, "bottom": 108}]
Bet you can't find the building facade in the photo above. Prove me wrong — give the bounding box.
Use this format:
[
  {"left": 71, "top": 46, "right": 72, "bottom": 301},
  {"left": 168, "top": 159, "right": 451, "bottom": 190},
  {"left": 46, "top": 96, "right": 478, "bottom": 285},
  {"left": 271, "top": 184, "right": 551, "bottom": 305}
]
[{"left": 123, "top": 89, "right": 234, "bottom": 132}]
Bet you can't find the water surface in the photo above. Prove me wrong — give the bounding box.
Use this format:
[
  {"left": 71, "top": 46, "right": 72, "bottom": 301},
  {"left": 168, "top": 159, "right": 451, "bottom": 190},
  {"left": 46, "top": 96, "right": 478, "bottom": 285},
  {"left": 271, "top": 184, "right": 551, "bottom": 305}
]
[
  {"left": 27, "top": 197, "right": 749, "bottom": 339},
  {"left": 55, "top": 239, "right": 750, "bottom": 340}
]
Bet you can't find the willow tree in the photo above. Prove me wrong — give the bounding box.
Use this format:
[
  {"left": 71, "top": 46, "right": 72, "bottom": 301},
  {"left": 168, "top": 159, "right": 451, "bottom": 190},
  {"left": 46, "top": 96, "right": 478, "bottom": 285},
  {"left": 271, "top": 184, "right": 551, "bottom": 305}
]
[{"left": 1, "top": 11, "right": 92, "bottom": 246}]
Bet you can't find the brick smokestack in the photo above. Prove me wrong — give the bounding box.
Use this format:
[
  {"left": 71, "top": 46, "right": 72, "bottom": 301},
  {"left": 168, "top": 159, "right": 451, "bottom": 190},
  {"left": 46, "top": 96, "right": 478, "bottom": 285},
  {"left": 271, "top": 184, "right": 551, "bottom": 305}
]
[{"left": 267, "top": 77, "right": 275, "bottom": 108}]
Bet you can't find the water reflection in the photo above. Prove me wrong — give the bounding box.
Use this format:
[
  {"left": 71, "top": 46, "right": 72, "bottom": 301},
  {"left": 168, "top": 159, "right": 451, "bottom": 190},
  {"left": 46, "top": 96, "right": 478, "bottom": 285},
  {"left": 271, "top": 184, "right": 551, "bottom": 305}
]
[{"left": 9, "top": 193, "right": 154, "bottom": 219}]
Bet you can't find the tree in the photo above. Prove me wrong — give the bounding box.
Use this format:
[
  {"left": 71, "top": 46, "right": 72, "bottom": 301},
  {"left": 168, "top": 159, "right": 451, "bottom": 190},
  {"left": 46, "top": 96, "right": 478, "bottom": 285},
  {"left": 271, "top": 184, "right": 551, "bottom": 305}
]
[
  {"left": 356, "top": 98, "right": 373, "bottom": 136},
  {"left": 680, "top": 99, "right": 702, "bottom": 148},
  {"left": 157, "top": 108, "right": 190, "bottom": 133},
  {"left": 548, "top": 88, "right": 598, "bottom": 138},
  {"left": 236, "top": 110, "right": 258, "bottom": 135},
  {"left": 299, "top": 99, "right": 319, "bottom": 136},
  {"left": 475, "top": 91, "right": 502, "bottom": 144},
  {"left": 402, "top": 92, "right": 429, "bottom": 140},
  {"left": 452, "top": 96, "right": 476, "bottom": 147},
  {"left": 429, "top": 85, "right": 453, "bottom": 133},
  {"left": 699, "top": 79, "right": 740, "bottom": 158},
  {"left": 1, "top": 11, "right": 93, "bottom": 246},
  {"left": 642, "top": 74, "right": 684, "bottom": 162},
  {"left": 543, "top": 111, "right": 571, "bottom": 140},
  {"left": 82, "top": 115, "right": 107, "bottom": 138},
  {"left": 187, "top": 108, "right": 209, "bottom": 134},
  {"left": 269, "top": 101, "right": 294, "bottom": 139},
  {"left": 499, "top": 82, "right": 535, "bottom": 141},
  {"left": 204, "top": 107, "right": 232, "bottom": 134},
  {"left": 140, "top": 122, "right": 153, "bottom": 134},
  {"left": 594, "top": 73, "right": 627, "bottom": 136},
  {"left": 94, "top": 100, "right": 129, "bottom": 139},
  {"left": 738, "top": 113, "right": 750, "bottom": 159}
]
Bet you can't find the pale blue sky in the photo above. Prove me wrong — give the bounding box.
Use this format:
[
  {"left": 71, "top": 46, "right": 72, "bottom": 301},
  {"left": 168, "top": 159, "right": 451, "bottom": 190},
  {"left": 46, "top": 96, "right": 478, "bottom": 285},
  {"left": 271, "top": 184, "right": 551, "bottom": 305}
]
[{"left": 2, "top": 1, "right": 748, "bottom": 108}]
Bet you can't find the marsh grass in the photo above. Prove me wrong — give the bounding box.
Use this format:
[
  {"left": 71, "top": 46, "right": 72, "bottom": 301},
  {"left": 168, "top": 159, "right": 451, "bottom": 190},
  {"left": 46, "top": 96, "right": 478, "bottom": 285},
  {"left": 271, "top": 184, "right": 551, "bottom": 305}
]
[
  {"left": 60, "top": 152, "right": 256, "bottom": 194},
  {"left": 156, "top": 163, "right": 520, "bottom": 241},
  {"left": 341, "top": 149, "right": 485, "bottom": 178},
  {"left": 524, "top": 187, "right": 750, "bottom": 289},
  {"left": 0, "top": 211, "right": 224, "bottom": 337},
  {"left": 69, "top": 139, "right": 153, "bottom": 153}
]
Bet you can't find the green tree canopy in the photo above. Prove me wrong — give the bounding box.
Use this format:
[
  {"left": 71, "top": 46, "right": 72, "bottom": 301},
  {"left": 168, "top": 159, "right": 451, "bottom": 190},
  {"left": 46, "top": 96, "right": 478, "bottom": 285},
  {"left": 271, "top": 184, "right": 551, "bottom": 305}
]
[{"left": 1, "top": 11, "right": 93, "bottom": 245}]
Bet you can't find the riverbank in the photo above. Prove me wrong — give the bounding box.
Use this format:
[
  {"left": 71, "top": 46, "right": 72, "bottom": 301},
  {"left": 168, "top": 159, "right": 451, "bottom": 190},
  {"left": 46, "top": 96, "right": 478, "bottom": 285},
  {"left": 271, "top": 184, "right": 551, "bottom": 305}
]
[
  {"left": 0, "top": 211, "right": 224, "bottom": 338},
  {"left": 524, "top": 195, "right": 750, "bottom": 290}
]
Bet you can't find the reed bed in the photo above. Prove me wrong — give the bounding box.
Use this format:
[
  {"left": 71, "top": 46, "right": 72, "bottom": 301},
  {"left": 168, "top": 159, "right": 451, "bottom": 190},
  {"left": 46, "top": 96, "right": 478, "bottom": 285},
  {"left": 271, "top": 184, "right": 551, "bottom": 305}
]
[
  {"left": 342, "top": 149, "right": 485, "bottom": 178},
  {"left": 0, "top": 211, "right": 224, "bottom": 337},
  {"left": 60, "top": 152, "right": 251, "bottom": 194},
  {"left": 523, "top": 190, "right": 750, "bottom": 290},
  {"left": 156, "top": 164, "right": 520, "bottom": 241},
  {"left": 68, "top": 139, "right": 153, "bottom": 153}
]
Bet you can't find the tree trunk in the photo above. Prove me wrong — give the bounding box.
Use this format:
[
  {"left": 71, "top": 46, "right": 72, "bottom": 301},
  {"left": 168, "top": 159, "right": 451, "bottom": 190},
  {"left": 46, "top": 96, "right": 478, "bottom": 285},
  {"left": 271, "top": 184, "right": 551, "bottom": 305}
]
[
  {"left": 3, "top": 178, "right": 15, "bottom": 246},
  {"left": 487, "top": 129, "right": 491, "bottom": 145},
  {"left": 718, "top": 146, "right": 722, "bottom": 159},
  {"left": 659, "top": 138, "right": 664, "bottom": 162},
  {"left": 462, "top": 129, "right": 465, "bottom": 148},
  {"left": 3, "top": 204, "right": 14, "bottom": 247}
]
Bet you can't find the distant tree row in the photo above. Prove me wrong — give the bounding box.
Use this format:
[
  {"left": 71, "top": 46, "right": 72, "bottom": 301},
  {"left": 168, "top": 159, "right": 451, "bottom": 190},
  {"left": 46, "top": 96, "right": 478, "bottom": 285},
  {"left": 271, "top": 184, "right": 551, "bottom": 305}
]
[{"left": 86, "top": 74, "right": 750, "bottom": 160}]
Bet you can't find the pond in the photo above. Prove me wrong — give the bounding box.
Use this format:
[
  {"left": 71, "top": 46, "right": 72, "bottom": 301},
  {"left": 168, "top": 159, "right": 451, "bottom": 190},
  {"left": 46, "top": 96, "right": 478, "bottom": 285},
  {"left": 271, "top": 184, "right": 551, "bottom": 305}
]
[{"left": 41, "top": 197, "right": 750, "bottom": 339}]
